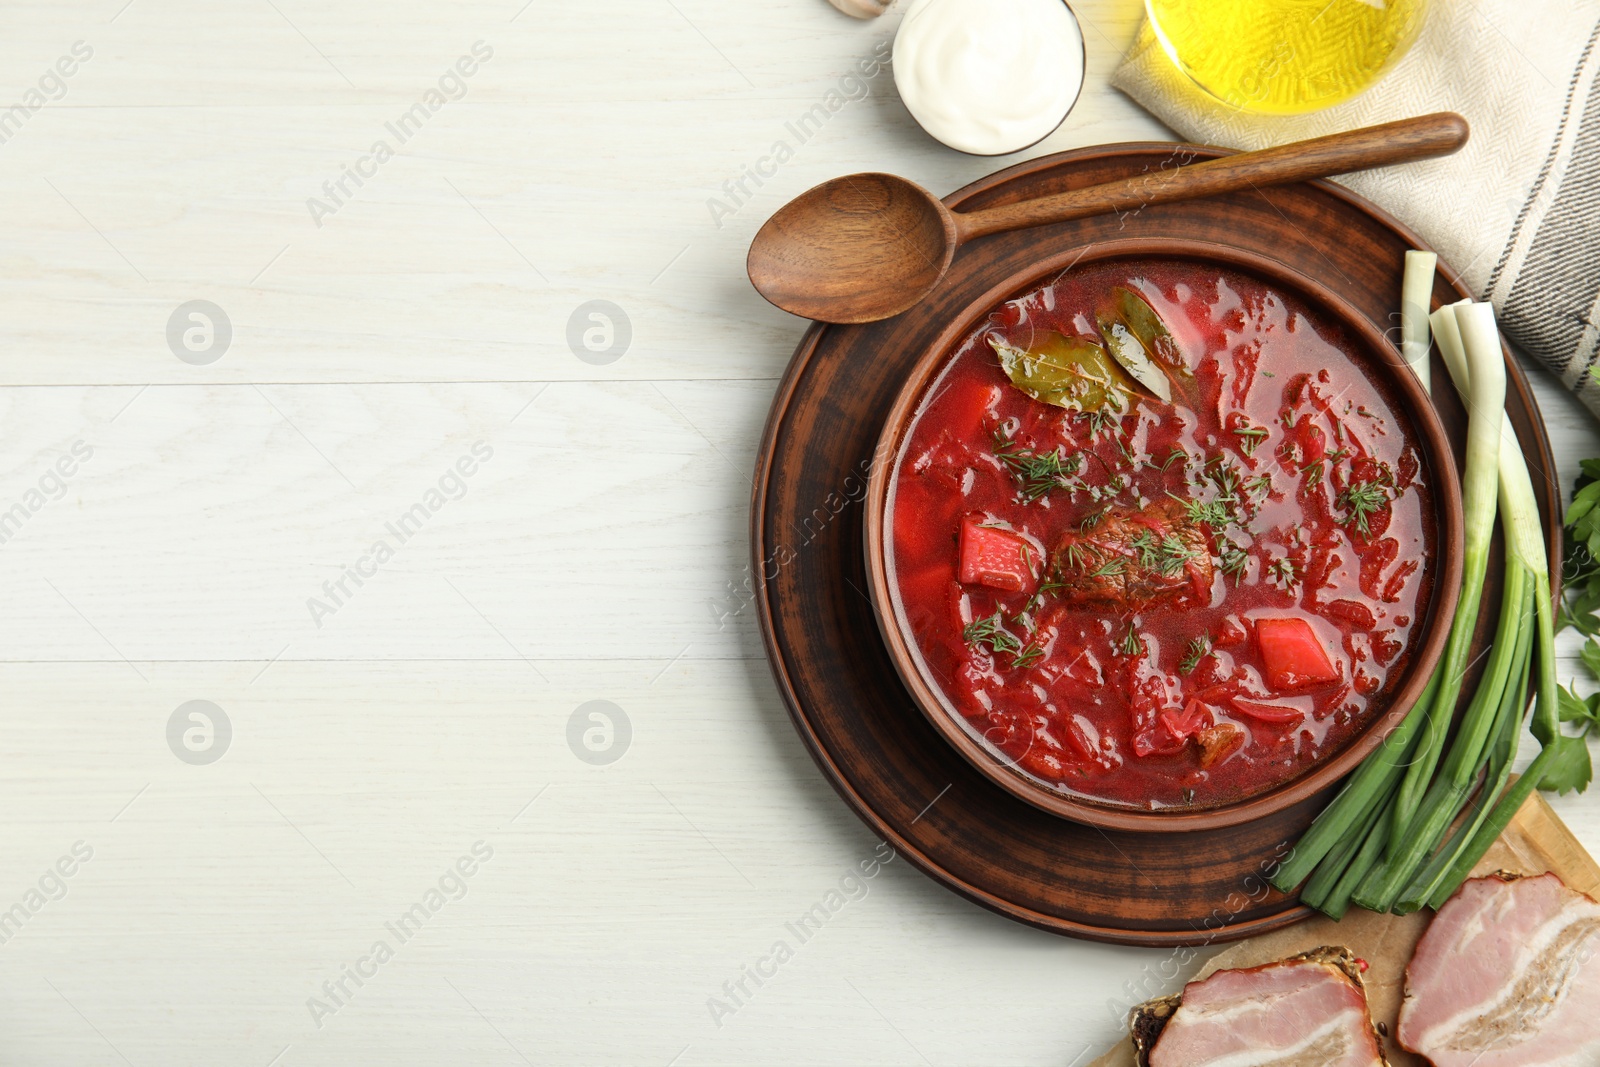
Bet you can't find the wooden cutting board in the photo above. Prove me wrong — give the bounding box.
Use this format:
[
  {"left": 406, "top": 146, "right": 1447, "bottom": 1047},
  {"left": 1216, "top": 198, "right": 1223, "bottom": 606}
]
[{"left": 1089, "top": 791, "right": 1600, "bottom": 1066}]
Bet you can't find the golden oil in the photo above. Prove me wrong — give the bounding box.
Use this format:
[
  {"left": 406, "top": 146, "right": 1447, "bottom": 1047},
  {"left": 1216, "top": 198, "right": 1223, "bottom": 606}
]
[{"left": 1146, "top": 0, "right": 1428, "bottom": 115}]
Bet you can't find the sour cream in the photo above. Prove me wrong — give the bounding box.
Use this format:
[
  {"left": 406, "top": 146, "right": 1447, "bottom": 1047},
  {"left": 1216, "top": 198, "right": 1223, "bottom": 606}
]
[{"left": 893, "top": 0, "right": 1086, "bottom": 156}]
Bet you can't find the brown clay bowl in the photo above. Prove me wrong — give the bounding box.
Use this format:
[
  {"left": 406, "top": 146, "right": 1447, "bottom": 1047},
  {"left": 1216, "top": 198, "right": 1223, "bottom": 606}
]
[{"left": 863, "top": 237, "right": 1464, "bottom": 833}]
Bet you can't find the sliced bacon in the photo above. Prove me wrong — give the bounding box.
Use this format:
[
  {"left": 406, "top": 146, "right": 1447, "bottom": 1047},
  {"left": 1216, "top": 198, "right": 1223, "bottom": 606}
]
[
  {"left": 1144, "top": 947, "right": 1385, "bottom": 1066},
  {"left": 1398, "top": 872, "right": 1600, "bottom": 1065}
]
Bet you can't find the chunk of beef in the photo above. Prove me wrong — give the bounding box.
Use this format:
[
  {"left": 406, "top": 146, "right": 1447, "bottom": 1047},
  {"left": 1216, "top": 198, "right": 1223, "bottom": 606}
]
[{"left": 1052, "top": 499, "right": 1213, "bottom": 609}]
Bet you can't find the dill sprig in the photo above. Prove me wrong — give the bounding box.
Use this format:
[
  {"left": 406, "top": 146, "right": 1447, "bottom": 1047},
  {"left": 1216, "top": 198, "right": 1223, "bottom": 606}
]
[
  {"left": 1179, "top": 636, "right": 1210, "bottom": 675},
  {"left": 1168, "top": 453, "right": 1259, "bottom": 536},
  {"left": 991, "top": 430, "right": 1082, "bottom": 503},
  {"left": 1233, "top": 424, "right": 1270, "bottom": 457},
  {"left": 1269, "top": 556, "right": 1299, "bottom": 589},
  {"left": 1011, "top": 644, "right": 1047, "bottom": 670},
  {"left": 1155, "top": 535, "right": 1198, "bottom": 578},
  {"left": 1170, "top": 491, "right": 1231, "bottom": 529},
  {"left": 1119, "top": 625, "right": 1143, "bottom": 656},
  {"left": 1080, "top": 408, "right": 1123, "bottom": 442},
  {"left": 1206, "top": 457, "right": 1244, "bottom": 513},
  {"left": 1091, "top": 555, "right": 1129, "bottom": 578},
  {"left": 1218, "top": 542, "right": 1249, "bottom": 585},
  {"left": 962, "top": 611, "right": 1022, "bottom": 655},
  {"left": 965, "top": 609, "right": 1049, "bottom": 670},
  {"left": 1017, "top": 573, "right": 1069, "bottom": 618},
  {"left": 1129, "top": 530, "right": 1159, "bottom": 572},
  {"left": 1338, "top": 477, "right": 1391, "bottom": 538},
  {"left": 1303, "top": 447, "right": 1352, "bottom": 485}
]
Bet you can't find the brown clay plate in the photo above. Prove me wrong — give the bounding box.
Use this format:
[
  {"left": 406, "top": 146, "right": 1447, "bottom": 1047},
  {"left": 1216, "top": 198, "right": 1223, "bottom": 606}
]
[{"left": 750, "top": 142, "right": 1561, "bottom": 947}]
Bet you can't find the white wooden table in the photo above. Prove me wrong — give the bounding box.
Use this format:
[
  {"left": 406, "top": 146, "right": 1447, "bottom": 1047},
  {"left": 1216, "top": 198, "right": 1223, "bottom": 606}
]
[{"left": 2, "top": 1, "right": 1595, "bottom": 1063}]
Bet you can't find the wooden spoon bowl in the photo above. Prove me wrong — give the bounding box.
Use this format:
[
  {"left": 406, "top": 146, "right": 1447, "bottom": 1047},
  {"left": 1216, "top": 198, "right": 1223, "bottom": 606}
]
[{"left": 746, "top": 174, "right": 958, "bottom": 324}]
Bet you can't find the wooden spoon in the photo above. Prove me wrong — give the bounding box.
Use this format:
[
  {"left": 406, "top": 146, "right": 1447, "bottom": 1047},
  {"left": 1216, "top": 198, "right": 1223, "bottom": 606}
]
[{"left": 747, "top": 112, "right": 1469, "bottom": 324}]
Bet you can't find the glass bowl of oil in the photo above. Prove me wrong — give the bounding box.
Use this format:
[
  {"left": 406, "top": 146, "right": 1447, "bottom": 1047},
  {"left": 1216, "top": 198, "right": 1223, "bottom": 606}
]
[{"left": 1146, "top": 0, "right": 1429, "bottom": 115}]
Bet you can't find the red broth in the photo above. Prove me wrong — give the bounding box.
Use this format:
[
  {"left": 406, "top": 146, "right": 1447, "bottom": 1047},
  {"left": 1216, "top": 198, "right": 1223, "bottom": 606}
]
[{"left": 887, "top": 259, "right": 1434, "bottom": 811}]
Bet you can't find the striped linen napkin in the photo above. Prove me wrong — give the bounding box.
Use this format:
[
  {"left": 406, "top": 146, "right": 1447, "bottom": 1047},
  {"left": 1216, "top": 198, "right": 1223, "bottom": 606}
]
[{"left": 1112, "top": 2, "right": 1600, "bottom": 417}]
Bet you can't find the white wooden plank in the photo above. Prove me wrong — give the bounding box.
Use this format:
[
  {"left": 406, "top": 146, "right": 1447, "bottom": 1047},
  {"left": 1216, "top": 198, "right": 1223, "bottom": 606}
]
[{"left": 0, "top": 0, "right": 1595, "bottom": 1063}]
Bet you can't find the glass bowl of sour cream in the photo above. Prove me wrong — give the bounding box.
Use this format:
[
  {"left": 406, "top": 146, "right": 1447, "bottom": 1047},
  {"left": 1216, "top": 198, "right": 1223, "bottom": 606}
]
[{"left": 893, "top": 0, "right": 1086, "bottom": 156}]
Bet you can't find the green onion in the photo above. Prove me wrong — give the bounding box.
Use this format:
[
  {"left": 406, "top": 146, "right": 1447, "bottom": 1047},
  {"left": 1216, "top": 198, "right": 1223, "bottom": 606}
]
[
  {"left": 1400, "top": 250, "right": 1437, "bottom": 392},
  {"left": 1299, "top": 782, "right": 1389, "bottom": 911},
  {"left": 1272, "top": 257, "right": 1583, "bottom": 915},
  {"left": 1398, "top": 632, "right": 1530, "bottom": 912},
  {"left": 1346, "top": 301, "right": 1553, "bottom": 913},
  {"left": 1316, "top": 791, "right": 1401, "bottom": 920},
  {"left": 1344, "top": 299, "right": 1504, "bottom": 913},
  {"left": 1394, "top": 300, "right": 1581, "bottom": 899},
  {"left": 1269, "top": 669, "right": 1438, "bottom": 891},
  {"left": 1351, "top": 558, "right": 1527, "bottom": 911}
]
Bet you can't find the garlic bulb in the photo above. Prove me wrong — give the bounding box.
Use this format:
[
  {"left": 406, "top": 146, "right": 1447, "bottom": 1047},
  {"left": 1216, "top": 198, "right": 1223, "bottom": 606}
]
[{"left": 828, "top": 0, "right": 890, "bottom": 17}]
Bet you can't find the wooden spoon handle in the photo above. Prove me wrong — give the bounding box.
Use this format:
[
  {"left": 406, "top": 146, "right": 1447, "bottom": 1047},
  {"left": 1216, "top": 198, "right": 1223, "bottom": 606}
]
[{"left": 954, "top": 112, "right": 1470, "bottom": 242}]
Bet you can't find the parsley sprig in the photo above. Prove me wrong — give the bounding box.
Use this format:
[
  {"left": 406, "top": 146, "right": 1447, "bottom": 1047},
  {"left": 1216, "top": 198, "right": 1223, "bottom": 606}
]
[
  {"left": 1556, "top": 460, "right": 1600, "bottom": 756},
  {"left": 1562, "top": 457, "right": 1600, "bottom": 637}
]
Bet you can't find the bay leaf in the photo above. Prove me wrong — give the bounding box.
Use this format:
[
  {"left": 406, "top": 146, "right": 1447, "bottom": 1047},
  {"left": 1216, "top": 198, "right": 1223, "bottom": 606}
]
[
  {"left": 1111, "top": 286, "right": 1183, "bottom": 370},
  {"left": 1097, "top": 286, "right": 1202, "bottom": 407},
  {"left": 1098, "top": 318, "right": 1173, "bottom": 403},
  {"left": 987, "top": 332, "right": 1137, "bottom": 413}
]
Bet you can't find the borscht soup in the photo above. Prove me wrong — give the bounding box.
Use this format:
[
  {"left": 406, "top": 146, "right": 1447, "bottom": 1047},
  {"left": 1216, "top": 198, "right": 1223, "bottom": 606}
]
[{"left": 883, "top": 257, "right": 1437, "bottom": 812}]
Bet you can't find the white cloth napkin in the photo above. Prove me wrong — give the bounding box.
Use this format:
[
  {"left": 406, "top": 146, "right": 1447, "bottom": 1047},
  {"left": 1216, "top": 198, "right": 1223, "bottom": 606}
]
[{"left": 1113, "top": 2, "right": 1600, "bottom": 417}]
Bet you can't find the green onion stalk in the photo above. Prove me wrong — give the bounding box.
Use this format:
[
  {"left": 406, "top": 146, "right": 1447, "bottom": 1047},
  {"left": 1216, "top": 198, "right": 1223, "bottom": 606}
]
[
  {"left": 1272, "top": 256, "right": 1576, "bottom": 914},
  {"left": 1394, "top": 300, "right": 1575, "bottom": 903},
  {"left": 1268, "top": 671, "right": 1435, "bottom": 894},
  {"left": 1384, "top": 302, "right": 1504, "bottom": 835},
  {"left": 1340, "top": 298, "right": 1506, "bottom": 913},
  {"left": 1270, "top": 252, "right": 1444, "bottom": 898}
]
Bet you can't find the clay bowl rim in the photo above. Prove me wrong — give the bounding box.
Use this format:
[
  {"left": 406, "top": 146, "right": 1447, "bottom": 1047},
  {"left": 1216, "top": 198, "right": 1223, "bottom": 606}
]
[{"left": 862, "top": 236, "right": 1466, "bottom": 833}]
